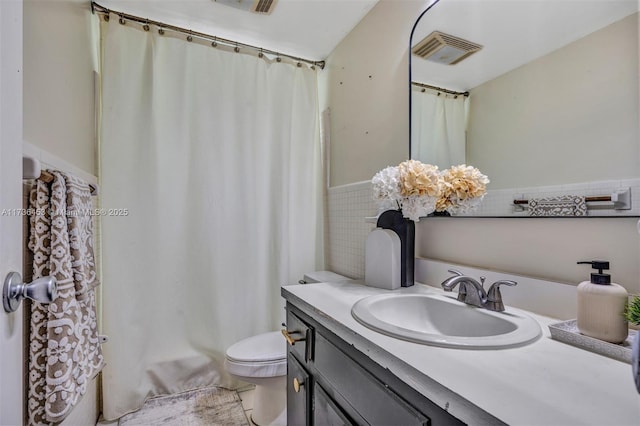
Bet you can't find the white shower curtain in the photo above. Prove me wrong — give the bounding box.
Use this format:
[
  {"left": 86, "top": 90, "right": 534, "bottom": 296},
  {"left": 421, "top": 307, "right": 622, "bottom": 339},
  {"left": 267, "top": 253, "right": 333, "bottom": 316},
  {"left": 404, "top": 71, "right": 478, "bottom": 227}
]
[
  {"left": 99, "top": 18, "right": 322, "bottom": 420},
  {"left": 411, "top": 86, "right": 468, "bottom": 169}
]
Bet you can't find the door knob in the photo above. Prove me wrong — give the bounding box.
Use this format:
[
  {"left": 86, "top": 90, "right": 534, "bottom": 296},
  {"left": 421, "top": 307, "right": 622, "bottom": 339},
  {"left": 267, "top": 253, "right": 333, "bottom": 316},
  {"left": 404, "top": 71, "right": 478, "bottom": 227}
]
[{"left": 3, "top": 272, "right": 57, "bottom": 313}]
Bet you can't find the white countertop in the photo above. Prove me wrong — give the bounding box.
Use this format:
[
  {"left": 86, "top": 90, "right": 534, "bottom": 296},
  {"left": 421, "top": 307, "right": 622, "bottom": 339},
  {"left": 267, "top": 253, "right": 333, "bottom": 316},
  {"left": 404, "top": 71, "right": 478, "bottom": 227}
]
[{"left": 282, "top": 281, "right": 640, "bottom": 426}]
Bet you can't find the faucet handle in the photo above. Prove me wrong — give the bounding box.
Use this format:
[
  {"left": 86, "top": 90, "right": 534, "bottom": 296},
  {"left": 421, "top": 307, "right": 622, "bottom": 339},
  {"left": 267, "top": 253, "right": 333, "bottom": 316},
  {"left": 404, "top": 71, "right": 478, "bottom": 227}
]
[
  {"left": 492, "top": 280, "right": 517, "bottom": 288},
  {"left": 485, "top": 280, "right": 517, "bottom": 312},
  {"left": 487, "top": 280, "right": 517, "bottom": 299},
  {"left": 447, "top": 269, "right": 464, "bottom": 276}
]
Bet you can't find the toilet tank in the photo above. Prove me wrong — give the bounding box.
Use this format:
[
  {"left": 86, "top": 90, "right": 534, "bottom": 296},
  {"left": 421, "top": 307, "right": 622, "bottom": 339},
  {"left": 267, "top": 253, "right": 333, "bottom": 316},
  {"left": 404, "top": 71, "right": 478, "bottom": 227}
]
[
  {"left": 301, "top": 270, "right": 352, "bottom": 284},
  {"left": 281, "top": 271, "right": 353, "bottom": 324}
]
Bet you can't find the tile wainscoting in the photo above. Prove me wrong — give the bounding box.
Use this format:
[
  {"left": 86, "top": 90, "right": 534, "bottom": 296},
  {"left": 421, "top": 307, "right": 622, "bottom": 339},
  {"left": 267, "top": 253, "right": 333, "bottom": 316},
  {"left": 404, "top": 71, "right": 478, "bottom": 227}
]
[{"left": 325, "top": 181, "right": 377, "bottom": 279}]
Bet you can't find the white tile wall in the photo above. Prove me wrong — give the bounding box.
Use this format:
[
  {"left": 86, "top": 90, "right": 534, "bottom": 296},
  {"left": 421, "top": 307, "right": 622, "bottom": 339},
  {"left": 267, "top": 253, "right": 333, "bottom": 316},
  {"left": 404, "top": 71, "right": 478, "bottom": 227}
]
[{"left": 325, "top": 181, "right": 378, "bottom": 279}]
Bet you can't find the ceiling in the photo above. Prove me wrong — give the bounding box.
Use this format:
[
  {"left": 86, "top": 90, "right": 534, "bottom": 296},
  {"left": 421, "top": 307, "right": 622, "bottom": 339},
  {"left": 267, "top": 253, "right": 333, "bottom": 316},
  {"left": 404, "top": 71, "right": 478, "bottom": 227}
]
[
  {"left": 412, "top": 0, "right": 640, "bottom": 91},
  {"left": 96, "top": 0, "right": 380, "bottom": 60}
]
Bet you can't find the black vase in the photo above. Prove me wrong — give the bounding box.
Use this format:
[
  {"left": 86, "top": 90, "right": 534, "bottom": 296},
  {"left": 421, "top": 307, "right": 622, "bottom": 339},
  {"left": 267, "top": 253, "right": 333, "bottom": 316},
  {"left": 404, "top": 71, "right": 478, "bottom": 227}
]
[{"left": 376, "top": 209, "right": 415, "bottom": 287}]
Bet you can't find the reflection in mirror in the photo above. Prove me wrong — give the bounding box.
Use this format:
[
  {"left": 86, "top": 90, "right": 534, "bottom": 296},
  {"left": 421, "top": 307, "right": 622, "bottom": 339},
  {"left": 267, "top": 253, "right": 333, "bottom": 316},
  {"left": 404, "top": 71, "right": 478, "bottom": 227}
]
[
  {"left": 410, "top": 0, "right": 640, "bottom": 217},
  {"left": 411, "top": 83, "right": 468, "bottom": 171}
]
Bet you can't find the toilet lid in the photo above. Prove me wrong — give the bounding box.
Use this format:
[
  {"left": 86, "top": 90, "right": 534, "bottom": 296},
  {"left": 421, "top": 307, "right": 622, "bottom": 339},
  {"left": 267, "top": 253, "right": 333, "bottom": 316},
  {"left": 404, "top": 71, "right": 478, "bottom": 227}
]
[{"left": 226, "top": 331, "right": 286, "bottom": 363}]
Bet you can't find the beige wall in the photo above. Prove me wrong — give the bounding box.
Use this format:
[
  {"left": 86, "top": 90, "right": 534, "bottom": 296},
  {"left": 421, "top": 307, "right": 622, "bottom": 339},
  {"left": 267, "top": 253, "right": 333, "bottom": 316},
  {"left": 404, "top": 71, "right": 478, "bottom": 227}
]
[
  {"left": 325, "top": 1, "right": 640, "bottom": 294},
  {"left": 24, "top": 0, "right": 97, "bottom": 175},
  {"left": 468, "top": 13, "right": 639, "bottom": 189},
  {"left": 417, "top": 217, "right": 640, "bottom": 293},
  {"left": 320, "top": 0, "right": 427, "bottom": 187},
  {"left": 23, "top": 1, "right": 100, "bottom": 424}
]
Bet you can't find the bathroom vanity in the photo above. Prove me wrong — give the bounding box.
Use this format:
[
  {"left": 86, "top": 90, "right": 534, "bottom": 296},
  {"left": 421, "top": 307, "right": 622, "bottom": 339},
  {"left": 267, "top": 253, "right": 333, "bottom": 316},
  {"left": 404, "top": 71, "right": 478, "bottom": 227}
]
[
  {"left": 282, "top": 281, "right": 640, "bottom": 425},
  {"left": 285, "top": 302, "right": 473, "bottom": 425}
]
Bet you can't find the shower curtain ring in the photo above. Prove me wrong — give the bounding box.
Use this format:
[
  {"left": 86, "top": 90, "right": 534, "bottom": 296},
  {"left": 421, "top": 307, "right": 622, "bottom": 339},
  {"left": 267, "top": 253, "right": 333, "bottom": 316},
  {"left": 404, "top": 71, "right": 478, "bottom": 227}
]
[
  {"left": 158, "top": 27, "right": 165, "bottom": 35},
  {"left": 187, "top": 30, "right": 193, "bottom": 42},
  {"left": 212, "top": 37, "right": 218, "bottom": 47},
  {"left": 258, "top": 49, "right": 264, "bottom": 58},
  {"left": 143, "top": 20, "right": 150, "bottom": 31},
  {"left": 119, "top": 15, "right": 126, "bottom": 25},
  {"left": 276, "top": 53, "right": 281, "bottom": 63},
  {"left": 234, "top": 43, "right": 240, "bottom": 53}
]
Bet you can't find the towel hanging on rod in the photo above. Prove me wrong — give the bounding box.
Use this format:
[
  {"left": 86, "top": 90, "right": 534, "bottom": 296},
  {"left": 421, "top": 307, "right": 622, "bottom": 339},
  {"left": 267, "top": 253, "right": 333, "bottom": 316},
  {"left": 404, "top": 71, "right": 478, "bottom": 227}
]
[
  {"left": 513, "top": 188, "right": 631, "bottom": 211},
  {"left": 22, "top": 155, "right": 98, "bottom": 195}
]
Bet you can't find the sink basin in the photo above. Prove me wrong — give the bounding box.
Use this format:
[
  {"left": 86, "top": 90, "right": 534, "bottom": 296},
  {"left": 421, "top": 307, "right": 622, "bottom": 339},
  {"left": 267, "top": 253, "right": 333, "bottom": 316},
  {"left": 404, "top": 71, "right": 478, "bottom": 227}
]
[{"left": 351, "top": 292, "right": 541, "bottom": 349}]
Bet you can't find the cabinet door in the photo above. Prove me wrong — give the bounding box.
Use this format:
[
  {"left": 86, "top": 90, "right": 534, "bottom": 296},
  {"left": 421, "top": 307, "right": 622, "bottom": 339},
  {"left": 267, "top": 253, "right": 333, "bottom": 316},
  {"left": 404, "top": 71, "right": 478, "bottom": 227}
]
[
  {"left": 288, "top": 353, "right": 311, "bottom": 426},
  {"left": 313, "top": 383, "right": 355, "bottom": 426},
  {"left": 314, "top": 333, "right": 430, "bottom": 426}
]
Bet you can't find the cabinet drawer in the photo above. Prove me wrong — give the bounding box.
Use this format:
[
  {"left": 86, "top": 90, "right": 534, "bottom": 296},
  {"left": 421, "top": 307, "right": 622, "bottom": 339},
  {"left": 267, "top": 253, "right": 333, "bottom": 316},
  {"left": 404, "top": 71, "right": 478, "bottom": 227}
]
[
  {"left": 288, "top": 353, "right": 311, "bottom": 426},
  {"left": 285, "top": 309, "right": 314, "bottom": 363},
  {"left": 314, "top": 333, "right": 429, "bottom": 426}
]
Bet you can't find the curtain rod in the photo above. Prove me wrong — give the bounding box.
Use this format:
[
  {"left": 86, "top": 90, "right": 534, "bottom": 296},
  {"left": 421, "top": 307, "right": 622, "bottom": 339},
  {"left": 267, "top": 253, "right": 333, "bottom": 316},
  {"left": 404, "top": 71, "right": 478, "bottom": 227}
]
[
  {"left": 90, "top": 2, "right": 325, "bottom": 70},
  {"left": 412, "top": 81, "right": 469, "bottom": 97}
]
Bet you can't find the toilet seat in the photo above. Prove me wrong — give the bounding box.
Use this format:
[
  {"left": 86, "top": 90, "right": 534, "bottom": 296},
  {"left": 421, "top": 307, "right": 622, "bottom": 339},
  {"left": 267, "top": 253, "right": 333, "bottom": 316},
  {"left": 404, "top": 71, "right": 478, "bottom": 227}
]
[{"left": 225, "top": 331, "right": 286, "bottom": 378}]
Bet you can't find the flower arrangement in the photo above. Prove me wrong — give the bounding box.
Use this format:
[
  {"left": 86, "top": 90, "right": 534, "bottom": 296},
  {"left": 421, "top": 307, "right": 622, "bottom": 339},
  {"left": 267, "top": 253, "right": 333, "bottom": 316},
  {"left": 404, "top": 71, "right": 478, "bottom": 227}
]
[
  {"left": 437, "top": 164, "right": 490, "bottom": 215},
  {"left": 372, "top": 160, "right": 489, "bottom": 221}
]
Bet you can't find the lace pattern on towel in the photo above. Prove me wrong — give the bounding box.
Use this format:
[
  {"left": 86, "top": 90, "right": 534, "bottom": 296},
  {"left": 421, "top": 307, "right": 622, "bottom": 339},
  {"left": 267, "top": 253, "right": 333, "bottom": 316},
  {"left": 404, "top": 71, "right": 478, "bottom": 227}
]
[
  {"left": 27, "top": 171, "right": 104, "bottom": 425},
  {"left": 528, "top": 195, "right": 588, "bottom": 217}
]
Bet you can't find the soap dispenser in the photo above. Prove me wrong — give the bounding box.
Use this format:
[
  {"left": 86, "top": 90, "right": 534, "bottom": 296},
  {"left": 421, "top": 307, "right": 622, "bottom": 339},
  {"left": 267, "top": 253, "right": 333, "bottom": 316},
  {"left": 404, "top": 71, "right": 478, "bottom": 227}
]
[{"left": 576, "top": 261, "right": 628, "bottom": 343}]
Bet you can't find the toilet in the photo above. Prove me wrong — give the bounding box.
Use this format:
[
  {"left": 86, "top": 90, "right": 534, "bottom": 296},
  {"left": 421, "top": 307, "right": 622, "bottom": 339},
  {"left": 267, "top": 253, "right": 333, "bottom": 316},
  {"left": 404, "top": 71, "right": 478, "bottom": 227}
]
[
  {"left": 224, "top": 271, "right": 351, "bottom": 425},
  {"left": 225, "top": 331, "right": 287, "bottom": 425}
]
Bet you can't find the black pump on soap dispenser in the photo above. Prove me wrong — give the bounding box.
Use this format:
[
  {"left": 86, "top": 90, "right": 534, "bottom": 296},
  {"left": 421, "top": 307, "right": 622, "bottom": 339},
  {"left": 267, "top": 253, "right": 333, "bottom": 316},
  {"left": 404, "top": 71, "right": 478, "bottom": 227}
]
[
  {"left": 576, "top": 260, "right": 628, "bottom": 343},
  {"left": 577, "top": 260, "right": 611, "bottom": 284}
]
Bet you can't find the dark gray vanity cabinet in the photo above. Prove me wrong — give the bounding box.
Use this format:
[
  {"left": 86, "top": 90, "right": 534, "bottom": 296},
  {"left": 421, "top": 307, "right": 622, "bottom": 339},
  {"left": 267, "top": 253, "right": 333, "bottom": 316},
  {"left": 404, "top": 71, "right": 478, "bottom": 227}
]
[{"left": 284, "top": 303, "right": 466, "bottom": 426}]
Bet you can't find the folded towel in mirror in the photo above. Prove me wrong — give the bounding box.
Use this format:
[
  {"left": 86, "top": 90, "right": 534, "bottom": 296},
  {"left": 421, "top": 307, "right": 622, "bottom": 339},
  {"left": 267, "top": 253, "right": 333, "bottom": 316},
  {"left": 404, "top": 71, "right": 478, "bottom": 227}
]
[{"left": 528, "top": 195, "right": 587, "bottom": 217}]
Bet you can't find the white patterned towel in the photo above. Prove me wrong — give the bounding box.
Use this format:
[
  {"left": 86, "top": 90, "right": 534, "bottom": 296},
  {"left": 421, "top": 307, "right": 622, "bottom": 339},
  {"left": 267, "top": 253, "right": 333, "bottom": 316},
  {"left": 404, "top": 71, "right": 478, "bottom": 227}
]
[
  {"left": 28, "top": 170, "right": 104, "bottom": 425},
  {"left": 528, "top": 195, "right": 587, "bottom": 217}
]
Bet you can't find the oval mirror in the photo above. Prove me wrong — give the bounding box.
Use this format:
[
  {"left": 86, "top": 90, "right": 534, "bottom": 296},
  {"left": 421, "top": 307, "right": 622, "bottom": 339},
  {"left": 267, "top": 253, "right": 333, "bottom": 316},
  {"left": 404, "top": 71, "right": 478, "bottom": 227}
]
[{"left": 410, "top": 0, "right": 640, "bottom": 217}]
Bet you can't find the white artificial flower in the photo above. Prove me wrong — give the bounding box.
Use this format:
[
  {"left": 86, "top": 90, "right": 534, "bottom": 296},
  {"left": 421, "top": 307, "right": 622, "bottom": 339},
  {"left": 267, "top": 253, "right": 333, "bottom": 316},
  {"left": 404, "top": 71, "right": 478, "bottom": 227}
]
[
  {"left": 447, "top": 196, "right": 485, "bottom": 215},
  {"left": 372, "top": 166, "right": 402, "bottom": 202},
  {"left": 401, "top": 195, "right": 438, "bottom": 221}
]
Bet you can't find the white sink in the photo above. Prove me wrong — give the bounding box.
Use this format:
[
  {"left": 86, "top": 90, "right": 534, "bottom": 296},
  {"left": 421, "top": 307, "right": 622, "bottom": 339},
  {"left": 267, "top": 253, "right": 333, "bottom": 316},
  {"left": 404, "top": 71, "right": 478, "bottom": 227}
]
[{"left": 351, "top": 292, "right": 541, "bottom": 349}]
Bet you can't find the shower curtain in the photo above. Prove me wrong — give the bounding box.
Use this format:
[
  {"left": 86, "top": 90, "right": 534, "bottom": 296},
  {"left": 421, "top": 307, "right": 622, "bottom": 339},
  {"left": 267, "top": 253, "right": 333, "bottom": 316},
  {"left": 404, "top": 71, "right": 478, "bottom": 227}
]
[
  {"left": 99, "top": 17, "right": 323, "bottom": 420},
  {"left": 411, "top": 86, "right": 468, "bottom": 169},
  {"left": 28, "top": 172, "right": 104, "bottom": 425}
]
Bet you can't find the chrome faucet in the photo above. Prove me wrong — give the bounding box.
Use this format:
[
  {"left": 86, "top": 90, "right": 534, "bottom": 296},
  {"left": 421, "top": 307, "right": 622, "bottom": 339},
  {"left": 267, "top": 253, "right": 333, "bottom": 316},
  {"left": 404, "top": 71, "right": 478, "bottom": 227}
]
[
  {"left": 440, "top": 269, "right": 517, "bottom": 312},
  {"left": 440, "top": 269, "right": 487, "bottom": 308}
]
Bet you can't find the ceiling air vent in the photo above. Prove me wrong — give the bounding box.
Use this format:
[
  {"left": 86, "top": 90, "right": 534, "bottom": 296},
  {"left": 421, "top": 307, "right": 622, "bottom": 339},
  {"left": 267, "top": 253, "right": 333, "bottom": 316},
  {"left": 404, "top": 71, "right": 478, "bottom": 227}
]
[
  {"left": 412, "top": 31, "right": 483, "bottom": 65},
  {"left": 213, "top": 0, "right": 278, "bottom": 15},
  {"left": 252, "top": 0, "right": 276, "bottom": 14}
]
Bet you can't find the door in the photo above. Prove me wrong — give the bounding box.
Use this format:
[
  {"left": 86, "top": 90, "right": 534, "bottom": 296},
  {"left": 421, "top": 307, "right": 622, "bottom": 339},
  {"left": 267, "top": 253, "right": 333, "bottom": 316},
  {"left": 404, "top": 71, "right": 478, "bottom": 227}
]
[{"left": 0, "top": 0, "right": 24, "bottom": 425}]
